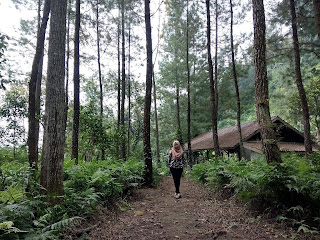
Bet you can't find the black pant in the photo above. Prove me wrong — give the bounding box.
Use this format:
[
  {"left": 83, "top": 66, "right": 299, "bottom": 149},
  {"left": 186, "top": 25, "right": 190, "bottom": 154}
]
[{"left": 170, "top": 167, "right": 183, "bottom": 193}]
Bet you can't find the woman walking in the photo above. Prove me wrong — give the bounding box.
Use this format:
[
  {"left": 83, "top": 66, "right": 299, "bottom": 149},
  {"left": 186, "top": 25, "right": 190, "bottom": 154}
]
[{"left": 168, "top": 140, "right": 185, "bottom": 199}]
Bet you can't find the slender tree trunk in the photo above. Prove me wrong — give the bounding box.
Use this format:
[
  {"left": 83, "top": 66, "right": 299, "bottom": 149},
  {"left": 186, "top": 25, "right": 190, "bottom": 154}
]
[
  {"left": 313, "top": 0, "right": 320, "bottom": 41},
  {"left": 230, "top": 0, "right": 245, "bottom": 160},
  {"left": 34, "top": 0, "right": 43, "bottom": 170},
  {"left": 214, "top": 0, "right": 219, "bottom": 116},
  {"left": 173, "top": 45, "right": 182, "bottom": 144},
  {"left": 186, "top": 0, "right": 192, "bottom": 167},
  {"left": 40, "top": 0, "right": 67, "bottom": 204},
  {"left": 289, "top": 0, "right": 313, "bottom": 155},
  {"left": 176, "top": 83, "right": 182, "bottom": 144},
  {"left": 65, "top": 0, "right": 71, "bottom": 131},
  {"left": 152, "top": 70, "right": 160, "bottom": 168},
  {"left": 252, "top": 0, "right": 281, "bottom": 163},
  {"left": 96, "top": 0, "right": 105, "bottom": 160},
  {"left": 121, "top": 0, "right": 126, "bottom": 161},
  {"left": 206, "top": 0, "right": 220, "bottom": 157},
  {"left": 128, "top": 21, "right": 131, "bottom": 157},
  {"left": 71, "top": 0, "right": 80, "bottom": 164},
  {"left": 28, "top": 0, "right": 50, "bottom": 170},
  {"left": 35, "top": 52, "right": 43, "bottom": 167},
  {"left": 153, "top": 7, "right": 161, "bottom": 168},
  {"left": 117, "top": 6, "right": 121, "bottom": 158},
  {"left": 144, "top": 0, "right": 153, "bottom": 186}
]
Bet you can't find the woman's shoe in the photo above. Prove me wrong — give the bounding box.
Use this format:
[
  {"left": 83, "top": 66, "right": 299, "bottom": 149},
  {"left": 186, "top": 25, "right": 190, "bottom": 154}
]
[{"left": 175, "top": 193, "right": 181, "bottom": 199}]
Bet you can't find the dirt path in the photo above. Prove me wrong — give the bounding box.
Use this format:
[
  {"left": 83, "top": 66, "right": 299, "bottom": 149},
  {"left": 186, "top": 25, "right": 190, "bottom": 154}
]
[{"left": 64, "top": 176, "right": 318, "bottom": 240}]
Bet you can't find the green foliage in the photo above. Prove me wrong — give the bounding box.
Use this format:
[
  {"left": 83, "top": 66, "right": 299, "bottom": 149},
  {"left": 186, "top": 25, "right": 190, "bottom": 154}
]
[
  {"left": 0, "top": 184, "right": 25, "bottom": 204},
  {"left": 0, "top": 33, "right": 8, "bottom": 81},
  {"left": 0, "top": 157, "right": 145, "bottom": 239},
  {"left": 0, "top": 86, "right": 28, "bottom": 151},
  {"left": 0, "top": 147, "right": 28, "bottom": 166},
  {"left": 190, "top": 153, "right": 320, "bottom": 230}
]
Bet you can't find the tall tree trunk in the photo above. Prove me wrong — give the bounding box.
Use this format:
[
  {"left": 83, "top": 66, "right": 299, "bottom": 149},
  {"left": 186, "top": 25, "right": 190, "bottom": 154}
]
[
  {"left": 96, "top": 0, "right": 105, "bottom": 160},
  {"left": 206, "top": 0, "right": 220, "bottom": 157},
  {"left": 176, "top": 82, "right": 182, "bottom": 144},
  {"left": 34, "top": 0, "right": 43, "bottom": 170},
  {"left": 144, "top": 0, "right": 153, "bottom": 186},
  {"left": 128, "top": 21, "right": 131, "bottom": 157},
  {"left": 117, "top": 6, "right": 121, "bottom": 158},
  {"left": 230, "top": 0, "right": 245, "bottom": 160},
  {"left": 313, "top": 0, "right": 320, "bottom": 41},
  {"left": 152, "top": 70, "right": 160, "bottom": 168},
  {"left": 186, "top": 0, "right": 192, "bottom": 167},
  {"left": 214, "top": 0, "right": 219, "bottom": 116},
  {"left": 173, "top": 47, "right": 182, "bottom": 144},
  {"left": 290, "top": 0, "right": 313, "bottom": 155},
  {"left": 65, "top": 0, "right": 71, "bottom": 131},
  {"left": 252, "top": 0, "right": 281, "bottom": 163},
  {"left": 121, "top": 0, "right": 126, "bottom": 161},
  {"left": 153, "top": 7, "right": 161, "bottom": 168},
  {"left": 71, "top": 0, "right": 80, "bottom": 164},
  {"left": 40, "top": 0, "right": 67, "bottom": 204},
  {"left": 35, "top": 51, "right": 43, "bottom": 167},
  {"left": 28, "top": 0, "right": 50, "bottom": 170}
]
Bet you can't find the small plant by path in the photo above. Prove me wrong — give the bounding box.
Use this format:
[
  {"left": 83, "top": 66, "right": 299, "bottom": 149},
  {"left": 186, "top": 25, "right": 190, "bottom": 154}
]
[{"left": 64, "top": 176, "right": 319, "bottom": 240}]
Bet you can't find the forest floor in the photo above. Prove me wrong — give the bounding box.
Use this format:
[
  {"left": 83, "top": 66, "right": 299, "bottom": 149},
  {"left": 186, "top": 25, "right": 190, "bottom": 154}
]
[{"left": 64, "top": 176, "right": 319, "bottom": 240}]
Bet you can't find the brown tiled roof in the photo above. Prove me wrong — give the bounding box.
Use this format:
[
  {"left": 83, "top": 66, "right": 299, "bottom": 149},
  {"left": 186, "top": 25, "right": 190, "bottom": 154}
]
[
  {"left": 185, "top": 118, "right": 261, "bottom": 151},
  {"left": 243, "top": 142, "right": 319, "bottom": 153},
  {"left": 184, "top": 116, "right": 318, "bottom": 152}
]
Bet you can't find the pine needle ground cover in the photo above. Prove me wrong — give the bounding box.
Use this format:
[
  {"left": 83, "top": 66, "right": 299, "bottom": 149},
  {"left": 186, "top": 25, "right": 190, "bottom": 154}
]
[
  {"left": 190, "top": 153, "right": 320, "bottom": 234},
  {"left": 0, "top": 158, "right": 144, "bottom": 239}
]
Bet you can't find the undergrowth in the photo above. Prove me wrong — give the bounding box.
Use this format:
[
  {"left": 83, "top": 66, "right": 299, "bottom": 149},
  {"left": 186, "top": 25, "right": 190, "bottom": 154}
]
[
  {"left": 0, "top": 158, "right": 145, "bottom": 239},
  {"left": 190, "top": 152, "right": 320, "bottom": 234}
]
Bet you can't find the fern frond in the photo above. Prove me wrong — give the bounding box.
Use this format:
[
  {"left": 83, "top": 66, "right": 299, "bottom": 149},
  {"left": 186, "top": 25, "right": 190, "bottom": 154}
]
[{"left": 42, "top": 216, "right": 83, "bottom": 232}]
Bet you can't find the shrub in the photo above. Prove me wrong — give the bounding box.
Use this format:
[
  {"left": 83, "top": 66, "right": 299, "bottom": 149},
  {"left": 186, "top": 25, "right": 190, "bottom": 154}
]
[
  {"left": 0, "top": 157, "right": 145, "bottom": 239},
  {"left": 190, "top": 152, "right": 320, "bottom": 230}
]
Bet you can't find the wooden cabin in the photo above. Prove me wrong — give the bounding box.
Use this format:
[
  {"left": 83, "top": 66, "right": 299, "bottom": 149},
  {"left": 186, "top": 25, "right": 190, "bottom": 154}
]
[{"left": 184, "top": 116, "right": 319, "bottom": 160}]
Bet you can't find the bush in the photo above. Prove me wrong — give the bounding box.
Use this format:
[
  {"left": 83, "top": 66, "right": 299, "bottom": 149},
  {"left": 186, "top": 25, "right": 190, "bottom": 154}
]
[
  {"left": 0, "top": 157, "right": 145, "bottom": 239},
  {"left": 190, "top": 152, "right": 320, "bottom": 230}
]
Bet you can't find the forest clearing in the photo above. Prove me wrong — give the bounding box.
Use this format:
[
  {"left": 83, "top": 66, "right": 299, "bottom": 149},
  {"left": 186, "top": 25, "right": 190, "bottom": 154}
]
[{"left": 0, "top": 0, "right": 320, "bottom": 239}]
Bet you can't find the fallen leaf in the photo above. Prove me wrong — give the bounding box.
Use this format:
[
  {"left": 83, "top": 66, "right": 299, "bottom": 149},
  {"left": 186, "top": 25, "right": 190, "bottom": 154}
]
[{"left": 134, "top": 211, "right": 143, "bottom": 216}]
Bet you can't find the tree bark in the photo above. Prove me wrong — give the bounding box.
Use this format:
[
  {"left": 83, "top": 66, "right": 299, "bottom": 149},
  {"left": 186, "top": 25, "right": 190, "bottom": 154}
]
[
  {"left": 186, "top": 0, "right": 192, "bottom": 167},
  {"left": 28, "top": 0, "right": 50, "bottom": 170},
  {"left": 128, "top": 21, "right": 131, "bottom": 157},
  {"left": 206, "top": 0, "right": 220, "bottom": 157},
  {"left": 117, "top": 5, "right": 121, "bottom": 158},
  {"left": 313, "top": 0, "right": 320, "bottom": 41},
  {"left": 96, "top": 0, "right": 105, "bottom": 160},
  {"left": 65, "top": 0, "right": 71, "bottom": 131},
  {"left": 230, "top": 0, "right": 245, "bottom": 160},
  {"left": 40, "top": 0, "right": 67, "bottom": 204},
  {"left": 289, "top": 0, "right": 313, "bottom": 155},
  {"left": 143, "top": 0, "right": 153, "bottom": 186},
  {"left": 71, "top": 0, "right": 80, "bottom": 164},
  {"left": 121, "top": 0, "right": 126, "bottom": 161},
  {"left": 252, "top": 0, "right": 281, "bottom": 163},
  {"left": 176, "top": 83, "right": 182, "bottom": 144},
  {"left": 152, "top": 69, "right": 160, "bottom": 168},
  {"left": 214, "top": 0, "right": 219, "bottom": 117},
  {"left": 153, "top": 9, "right": 161, "bottom": 168}
]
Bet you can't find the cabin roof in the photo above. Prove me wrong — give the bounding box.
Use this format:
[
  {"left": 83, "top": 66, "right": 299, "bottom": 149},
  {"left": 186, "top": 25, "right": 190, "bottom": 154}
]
[{"left": 184, "top": 116, "right": 318, "bottom": 152}]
